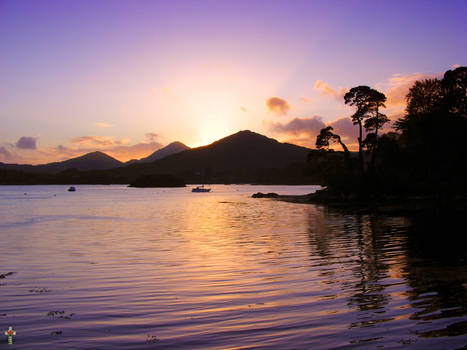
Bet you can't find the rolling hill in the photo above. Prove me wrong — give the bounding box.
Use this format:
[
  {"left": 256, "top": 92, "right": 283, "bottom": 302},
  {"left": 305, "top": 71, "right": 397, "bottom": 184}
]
[{"left": 0, "top": 151, "right": 123, "bottom": 173}]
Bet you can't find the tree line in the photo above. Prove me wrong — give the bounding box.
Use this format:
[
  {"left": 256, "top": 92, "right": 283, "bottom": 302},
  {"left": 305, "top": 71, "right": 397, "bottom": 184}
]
[{"left": 309, "top": 66, "right": 467, "bottom": 198}]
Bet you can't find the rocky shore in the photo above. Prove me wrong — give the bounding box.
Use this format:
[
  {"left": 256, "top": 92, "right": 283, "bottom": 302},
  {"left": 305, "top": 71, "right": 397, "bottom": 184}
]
[{"left": 252, "top": 189, "right": 467, "bottom": 215}]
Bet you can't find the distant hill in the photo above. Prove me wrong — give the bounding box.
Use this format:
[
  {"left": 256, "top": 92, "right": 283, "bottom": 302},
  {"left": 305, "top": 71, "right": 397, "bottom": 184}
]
[
  {"left": 0, "top": 131, "right": 314, "bottom": 184},
  {"left": 0, "top": 151, "right": 123, "bottom": 173},
  {"left": 109, "top": 130, "right": 312, "bottom": 183},
  {"left": 127, "top": 141, "right": 190, "bottom": 164}
]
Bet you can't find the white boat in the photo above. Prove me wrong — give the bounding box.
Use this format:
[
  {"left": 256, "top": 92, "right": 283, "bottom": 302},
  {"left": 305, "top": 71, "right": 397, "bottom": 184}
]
[{"left": 192, "top": 185, "right": 211, "bottom": 193}]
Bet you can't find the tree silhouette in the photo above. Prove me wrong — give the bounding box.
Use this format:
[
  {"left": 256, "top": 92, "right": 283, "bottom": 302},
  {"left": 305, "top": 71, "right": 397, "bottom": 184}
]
[
  {"left": 389, "top": 66, "right": 467, "bottom": 196},
  {"left": 344, "top": 86, "right": 375, "bottom": 171},
  {"left": 362, "top": 132, "right": 377, "bottom": 153},
  {"left": 315, "top": 126, "right": 353, "bottom": 175},
  {"left": 395, "top": 79, "right": 442, "bottom": 132},
  {"left": 442, "top": 66, "right": 467, "bottom": 118},
  {"left": 363, "top": 89, "right": 388, "bottom": 169},
  {"left": 363, "top": 89, "right": 388, "bottom": 144},
  {"left": 316, "top": 126, "right": 349, "bottom": 156}
]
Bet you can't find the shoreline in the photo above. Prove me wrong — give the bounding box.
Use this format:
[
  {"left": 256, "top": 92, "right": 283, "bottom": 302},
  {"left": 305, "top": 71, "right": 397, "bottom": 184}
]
[{"left": 261, "top": 191, "right": 467, "bottom": 216}]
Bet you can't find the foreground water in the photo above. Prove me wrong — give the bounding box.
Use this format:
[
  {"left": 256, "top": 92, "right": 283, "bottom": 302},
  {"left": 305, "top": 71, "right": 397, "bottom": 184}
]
[{"left": 0, "top": 185, "right": 466, "bottom": 349}]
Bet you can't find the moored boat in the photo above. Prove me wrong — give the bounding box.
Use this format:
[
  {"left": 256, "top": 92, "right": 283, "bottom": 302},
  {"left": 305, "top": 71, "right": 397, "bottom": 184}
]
[{"left": 192, "top": 185, "right": 211, "bottom": 192}]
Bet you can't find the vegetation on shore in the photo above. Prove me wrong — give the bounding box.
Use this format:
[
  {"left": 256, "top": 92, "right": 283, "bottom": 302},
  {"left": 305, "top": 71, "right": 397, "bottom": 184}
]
[{"left": 305, "top": 66, "right": 467, "bottom": 207}]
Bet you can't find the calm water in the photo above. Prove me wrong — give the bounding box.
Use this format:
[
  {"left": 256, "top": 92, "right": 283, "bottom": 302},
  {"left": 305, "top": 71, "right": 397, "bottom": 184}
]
[{"left": 1, "top": 185, "right": 466, "bottom": 349}]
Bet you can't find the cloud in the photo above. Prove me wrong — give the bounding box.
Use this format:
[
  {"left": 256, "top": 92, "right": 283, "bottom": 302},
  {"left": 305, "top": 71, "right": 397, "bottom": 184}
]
[
  {"left": 385, "top": 72, "right": 442, "bottom": 109},
  {"left": 328, "top": 117, "right": 359, "bottom": 143},
  {"left": 0, "top": 146, "right": 14, "bottom": 162},
  {"left": 240, "top": 106, "right": 247, "bottom": 112},
  {"left": 299, "top": 96, "right": 312, "bottom": 104},
  {"left": 314, "top": 80, "right": 346, "bottom": 100},
  {"left": 15, "top": 136, "right": 37, "bottom": 150},
  {"left": 269, "top": 116, "right": 360, "bottom": 150},
  {"left": 266, "top": 97, "right": 291, "bottom": 115},
  {"left": 95, "top": 122, "right": 113, "bottom": 128},
  {"left": 70, "top": 136, "right": 122, "bottom": 147},
  {"left": 55, "top": 144, "right": 77, "bottom": 157},
  {"left": 270, "top": 116, "right": 325, "bottom": 135},
  {"left": 145, "top": 133, "right": 159, "bottom": 142},
  {"left": 452, "top": 64, "right": 461, "bottom": 69}
]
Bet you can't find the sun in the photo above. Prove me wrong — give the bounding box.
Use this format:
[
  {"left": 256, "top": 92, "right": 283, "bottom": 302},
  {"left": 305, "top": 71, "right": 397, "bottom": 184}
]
[{"left": 190, "top": 115, "right": 232, "bottom": 148}]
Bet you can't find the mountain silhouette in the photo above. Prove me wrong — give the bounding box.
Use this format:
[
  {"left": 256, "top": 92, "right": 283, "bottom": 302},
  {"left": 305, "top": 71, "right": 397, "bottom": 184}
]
[
  {"left": 111, "top": 130, "right": 311, "bottom": 183},
  {"left": 0, "top": 130, "right": 313, "bottom": 184},
  {"left": 160, "top": 130, "right": 309, "bottom": 169},
  {"left": 0, "top": 151, "right": 123, "bottom": 173},
  {"left": 127, "top": 141, "right": 190, "bottom": 164},
  {"left": 43, "top": 151, "right": 123, "bottom": 172}
]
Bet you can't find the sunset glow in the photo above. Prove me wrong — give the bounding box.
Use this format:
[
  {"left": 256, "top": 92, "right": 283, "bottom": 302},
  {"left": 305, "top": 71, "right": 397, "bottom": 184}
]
[{"left": 1, "top": 0, "right": 466, "bottom": 164}]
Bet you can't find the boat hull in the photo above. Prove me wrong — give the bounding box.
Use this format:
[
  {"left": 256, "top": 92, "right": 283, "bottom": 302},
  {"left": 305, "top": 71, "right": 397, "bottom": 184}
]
[{"left": 192, "top": 188, "right": 211, "bottom": 192}]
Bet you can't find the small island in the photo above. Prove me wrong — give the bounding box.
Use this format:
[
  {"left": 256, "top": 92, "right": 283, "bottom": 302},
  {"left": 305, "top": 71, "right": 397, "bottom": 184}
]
[{"left": 128, "top": 174, "right": 186, "bottom": 188}]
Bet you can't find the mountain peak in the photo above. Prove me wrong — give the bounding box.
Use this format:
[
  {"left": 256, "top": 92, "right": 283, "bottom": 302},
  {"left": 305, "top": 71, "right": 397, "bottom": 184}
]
[
  {"left": 211, "top": 129, "right": 278, "bottom": 147},
  {"left": 81, "top": 151, "right": 111, "bottom": 158},
  {"left": 53, "top": 151, "right": 123, "bottom": 171},
  {"left": 134, "top": 141, "right": 190, "bottom": 163}
]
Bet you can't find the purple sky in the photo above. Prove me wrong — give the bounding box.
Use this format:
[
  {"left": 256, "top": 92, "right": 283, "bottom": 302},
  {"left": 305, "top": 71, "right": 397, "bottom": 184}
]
[{"left": 1, "top": 0, "right": 466, "bottom": 163}]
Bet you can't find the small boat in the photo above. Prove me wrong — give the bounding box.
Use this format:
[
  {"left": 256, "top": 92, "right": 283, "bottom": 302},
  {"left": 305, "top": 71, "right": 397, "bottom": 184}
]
[
  {"left": 192, "top": 185, "right": 211, "bottom": 193},
  {"left": 68, "top": 186, "right": 76, "bottom": 192}
]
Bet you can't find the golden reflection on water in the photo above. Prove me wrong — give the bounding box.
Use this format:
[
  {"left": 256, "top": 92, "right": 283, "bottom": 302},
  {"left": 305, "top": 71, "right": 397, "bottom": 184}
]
[{"left": 0, "top": 185, "right": 467, "bottom": 349}]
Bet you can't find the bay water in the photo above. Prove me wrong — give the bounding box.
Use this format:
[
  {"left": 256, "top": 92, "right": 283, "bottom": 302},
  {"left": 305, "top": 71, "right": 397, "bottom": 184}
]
[{"left": 1, "top": 185, "right": 466, "bottom": 349}]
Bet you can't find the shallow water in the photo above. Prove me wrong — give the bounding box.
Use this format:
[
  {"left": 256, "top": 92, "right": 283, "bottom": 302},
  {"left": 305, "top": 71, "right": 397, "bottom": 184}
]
[{"left": 1, "top": 185, "right": 466, "bottom": 349}]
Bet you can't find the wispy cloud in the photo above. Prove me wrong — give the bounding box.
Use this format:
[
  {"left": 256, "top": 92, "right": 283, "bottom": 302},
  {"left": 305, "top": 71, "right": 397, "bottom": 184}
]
[
  {"left": 70, "top": 136, "right": 122, "bottom": 147},
  {"left": 385, "top": 72, "right": 442, "bottom": 109},
  {"left": 266, "top": 97, "right": 291, "bottom": 115},
  {"left": 94, "top": 122, "right": 113, "bottom": 128},
  {"left": 299, "top": 96, "right": 312, "bottom": 104},
  {"left": 0, "top": 146, "right": 14, "bottom": 162},
  {"left": 314, "top": 80, "right": 346, "bottom": 100},
  {"left": 145, "top": 133, "right": 159, "bottom": 142}
]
